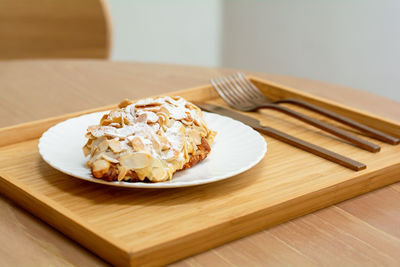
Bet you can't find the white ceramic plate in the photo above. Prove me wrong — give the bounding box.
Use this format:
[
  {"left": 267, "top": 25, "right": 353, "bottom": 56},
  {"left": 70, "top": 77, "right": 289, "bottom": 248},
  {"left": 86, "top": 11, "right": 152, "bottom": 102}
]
[{"left": 38, "top": 111, "right": 267, "bottom": 188}]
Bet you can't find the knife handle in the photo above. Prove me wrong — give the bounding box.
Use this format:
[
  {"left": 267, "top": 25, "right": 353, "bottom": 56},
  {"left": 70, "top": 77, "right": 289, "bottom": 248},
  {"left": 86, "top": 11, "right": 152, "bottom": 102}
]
[
  {"left": 258, "top": 103, "right": 380, "bottom": 153},
  {"left": 276, "top": 98, "right": 400, "bottom": 145},
  {"left": 256, "top": 125, "right": 366, "bottom": 171}
]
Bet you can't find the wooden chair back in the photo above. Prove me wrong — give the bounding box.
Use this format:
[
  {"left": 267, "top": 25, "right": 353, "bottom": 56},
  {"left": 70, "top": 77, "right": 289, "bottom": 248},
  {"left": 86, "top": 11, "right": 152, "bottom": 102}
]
[{"left": 0, "top": 0, "right": 111, "bottom": 59}]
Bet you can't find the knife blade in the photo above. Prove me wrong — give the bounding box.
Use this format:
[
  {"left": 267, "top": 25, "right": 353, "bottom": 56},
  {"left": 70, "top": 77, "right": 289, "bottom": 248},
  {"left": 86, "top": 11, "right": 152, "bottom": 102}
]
[{"left": 195, "top": 102, "right": 366, "bottom": 171}]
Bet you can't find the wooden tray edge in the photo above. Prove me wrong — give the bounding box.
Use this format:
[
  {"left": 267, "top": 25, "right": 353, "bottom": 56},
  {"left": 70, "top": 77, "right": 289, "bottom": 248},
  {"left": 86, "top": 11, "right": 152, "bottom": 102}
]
[
  {"left": 2, "top": 162, "right": 399, "bottom": 267},
  {"left": 0, "top": 170, "right": 131, "bottom": 266},
  {"left": 129, "top": 163, "right": 400, "bottom": 266}
]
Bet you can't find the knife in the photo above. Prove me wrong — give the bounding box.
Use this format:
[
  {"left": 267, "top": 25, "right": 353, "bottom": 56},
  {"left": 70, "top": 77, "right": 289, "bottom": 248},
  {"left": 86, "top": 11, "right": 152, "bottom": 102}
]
[{"left": 195, "top": 102, "right": 366, "bottom": 171}]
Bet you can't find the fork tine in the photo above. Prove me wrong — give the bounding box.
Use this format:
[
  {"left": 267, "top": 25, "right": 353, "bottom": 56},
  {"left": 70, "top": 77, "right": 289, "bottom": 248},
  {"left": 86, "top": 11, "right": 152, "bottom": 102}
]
[
  {"left": 237, "top": 72, "right": 266, "bottom": 99},
  {"left": 225, "top": 75, "right": 254, "bottom": 103},
  {"left": 215, "top": 77, "right": 244, "bottom": 105},
  {"left": 220, "top": 76, "right": 249, "bottom": 103},
  {"left": 214, "top": 78, "right": 242, "bottom": 107},
  {"left": 210, "top": 79, "right": 235, "bottom": 107},
  {"left": 231, "top": 73, "right": 260, "bottom": 100}
]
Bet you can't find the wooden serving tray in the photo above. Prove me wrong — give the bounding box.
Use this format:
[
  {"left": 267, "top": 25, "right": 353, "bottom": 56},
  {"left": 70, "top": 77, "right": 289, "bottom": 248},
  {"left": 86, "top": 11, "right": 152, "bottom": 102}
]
[{"left": 0, "top": 76, "right": 399, "bottom": 267}]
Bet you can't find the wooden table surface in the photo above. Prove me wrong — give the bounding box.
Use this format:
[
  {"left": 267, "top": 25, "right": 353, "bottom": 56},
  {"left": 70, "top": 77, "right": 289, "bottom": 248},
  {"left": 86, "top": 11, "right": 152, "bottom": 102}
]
[{"left": 1, "top": 60, "right": 399, "bottom": 266}]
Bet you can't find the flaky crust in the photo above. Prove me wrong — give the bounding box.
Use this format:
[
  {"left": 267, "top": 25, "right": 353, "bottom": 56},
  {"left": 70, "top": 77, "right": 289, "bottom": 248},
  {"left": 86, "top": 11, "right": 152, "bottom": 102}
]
[
  {"left": 92, "top": 137, "right": 211, "bottom": 182},
  {"left": 84, "top": 96, "right": 216, "bottom": 182}
]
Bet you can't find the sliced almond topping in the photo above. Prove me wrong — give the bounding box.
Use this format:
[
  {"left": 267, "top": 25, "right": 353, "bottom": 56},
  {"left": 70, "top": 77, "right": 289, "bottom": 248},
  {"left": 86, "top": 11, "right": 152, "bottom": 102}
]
[
  {"left": 123, "top": 117, "right": 130, "bottom": 125},
  {"left": 130, "top": 137, "right": 146, "bottom": 151},
  {"left": 90, "top": 146, "right": 98, "bottom": 157},
  {"left": 142, "top": 101, "right": 162, "bottom": 107},
  {"left": 119, "top": 99, "right": 134, "bottom": 108},
  {"left": 150, "top": 158, "right": 167, "bottom": 181},
  {"left": 101, "top": 153, "right": 119, "bottom": 163},
  {"left": 151, "top": 138, "right": 161, "bottom": 154},
  {"left": 98, "top": 139, "right": 109, "bottom": 152},
  {"left": 187, "top": 142, "right": 194, "bottom": 154},
  {"left": 181, "top": 118, "right": 193, "bottom": 126},
  {"left": 189, "top": 129, "right": 202, "bottom": 145},
  {"left": 117, "top": 165, "right": 128, "bottom": 181},
  {"left": 119, "top": 152, "right": 152, "bottom": 169},
  {"left": 82, "top": 145, "right": 91, "bottom": 157},
  {"left": 178, "top": 125, "right": 186, "bottom": 136},
  {"left": 92, "top": 136, "right": 106, "bottom": 146},
  {"left": 92, "top": 160, "right": 110, "bottom": 178},
  {"left": 159, "top": 106, "right": 170, "bottom": 115},
  {"left": 207, "top": 130, "right": 217, "bottom": 143},
  {"left": 87, "top": 150, "right": 101, "bottom": 166},
  {"left": 109, "top": 139, "right": 123, "bottom": 153},
  {"left": 136, "top": 113, "right": 147, "bottom": 123}
]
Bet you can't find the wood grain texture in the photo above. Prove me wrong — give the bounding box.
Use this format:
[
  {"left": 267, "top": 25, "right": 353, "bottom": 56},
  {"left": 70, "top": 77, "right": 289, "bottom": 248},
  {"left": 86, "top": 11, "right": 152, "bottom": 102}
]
[
  {"left": 1, "top": 84, "right": 400, "bottom": 265},
  {"left": 0, "top": 60, "right": 400, "bottom": 266},
  {"left": 0, "top": 0, "right": 110, "bottom": 59}
]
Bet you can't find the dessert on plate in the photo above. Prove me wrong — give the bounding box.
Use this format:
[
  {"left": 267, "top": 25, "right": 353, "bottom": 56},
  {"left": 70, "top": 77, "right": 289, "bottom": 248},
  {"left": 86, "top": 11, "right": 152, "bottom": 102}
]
[{"left": 83, "top": 96, "right": 216, "bottom": 182}]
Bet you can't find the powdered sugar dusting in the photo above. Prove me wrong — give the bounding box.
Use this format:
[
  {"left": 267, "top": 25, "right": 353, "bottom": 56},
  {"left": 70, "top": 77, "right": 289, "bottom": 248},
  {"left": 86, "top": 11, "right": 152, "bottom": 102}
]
[{"left": 84, "top": 96, "right": 215, "bottom": 182}]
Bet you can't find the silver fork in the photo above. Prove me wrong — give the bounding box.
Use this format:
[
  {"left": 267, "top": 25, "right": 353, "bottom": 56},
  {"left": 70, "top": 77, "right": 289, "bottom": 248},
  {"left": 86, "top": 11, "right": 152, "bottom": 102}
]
[
  {"left": 211, "top": 73, "right": 381, "bottom": 152},
  {"left": 229, "top": 72, "right": 399, "bottom": 145}
]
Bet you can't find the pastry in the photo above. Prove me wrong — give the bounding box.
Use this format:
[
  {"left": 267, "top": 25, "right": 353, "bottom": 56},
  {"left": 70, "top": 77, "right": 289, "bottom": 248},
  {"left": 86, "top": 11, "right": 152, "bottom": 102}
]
[{"left": 83, "top": 96, "right": 216, "bottom": 182}]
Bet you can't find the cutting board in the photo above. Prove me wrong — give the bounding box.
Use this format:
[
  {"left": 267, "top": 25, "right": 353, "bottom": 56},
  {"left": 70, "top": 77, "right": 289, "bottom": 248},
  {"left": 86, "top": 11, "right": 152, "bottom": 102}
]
[{"left": 0, "top": 76, "right": 399, "bottom": 267}]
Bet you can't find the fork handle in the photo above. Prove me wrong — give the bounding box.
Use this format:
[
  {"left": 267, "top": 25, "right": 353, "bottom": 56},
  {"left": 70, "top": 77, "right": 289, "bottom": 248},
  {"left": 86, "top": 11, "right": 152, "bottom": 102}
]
[
  {"left": 257, "top": 103, "right": 381, "bottom": 153},
  {"left": 276, "top": 98, "right": 400, "bottom": 145},
  {"left": 255, "top": 124, "right": 366, "bottom": 171}
]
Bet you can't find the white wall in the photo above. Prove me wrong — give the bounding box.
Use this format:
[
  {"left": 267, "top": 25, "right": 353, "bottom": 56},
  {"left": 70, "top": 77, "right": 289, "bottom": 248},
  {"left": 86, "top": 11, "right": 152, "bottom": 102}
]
[
  {"left": 109, "top": 0, "right": 222, "bottom": 66},
  {"left": 221, "top": 0, "right": 400, "bottom": 101},
  {"left": 108, "top": 0, "right": 400, "bottom": 101}
]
